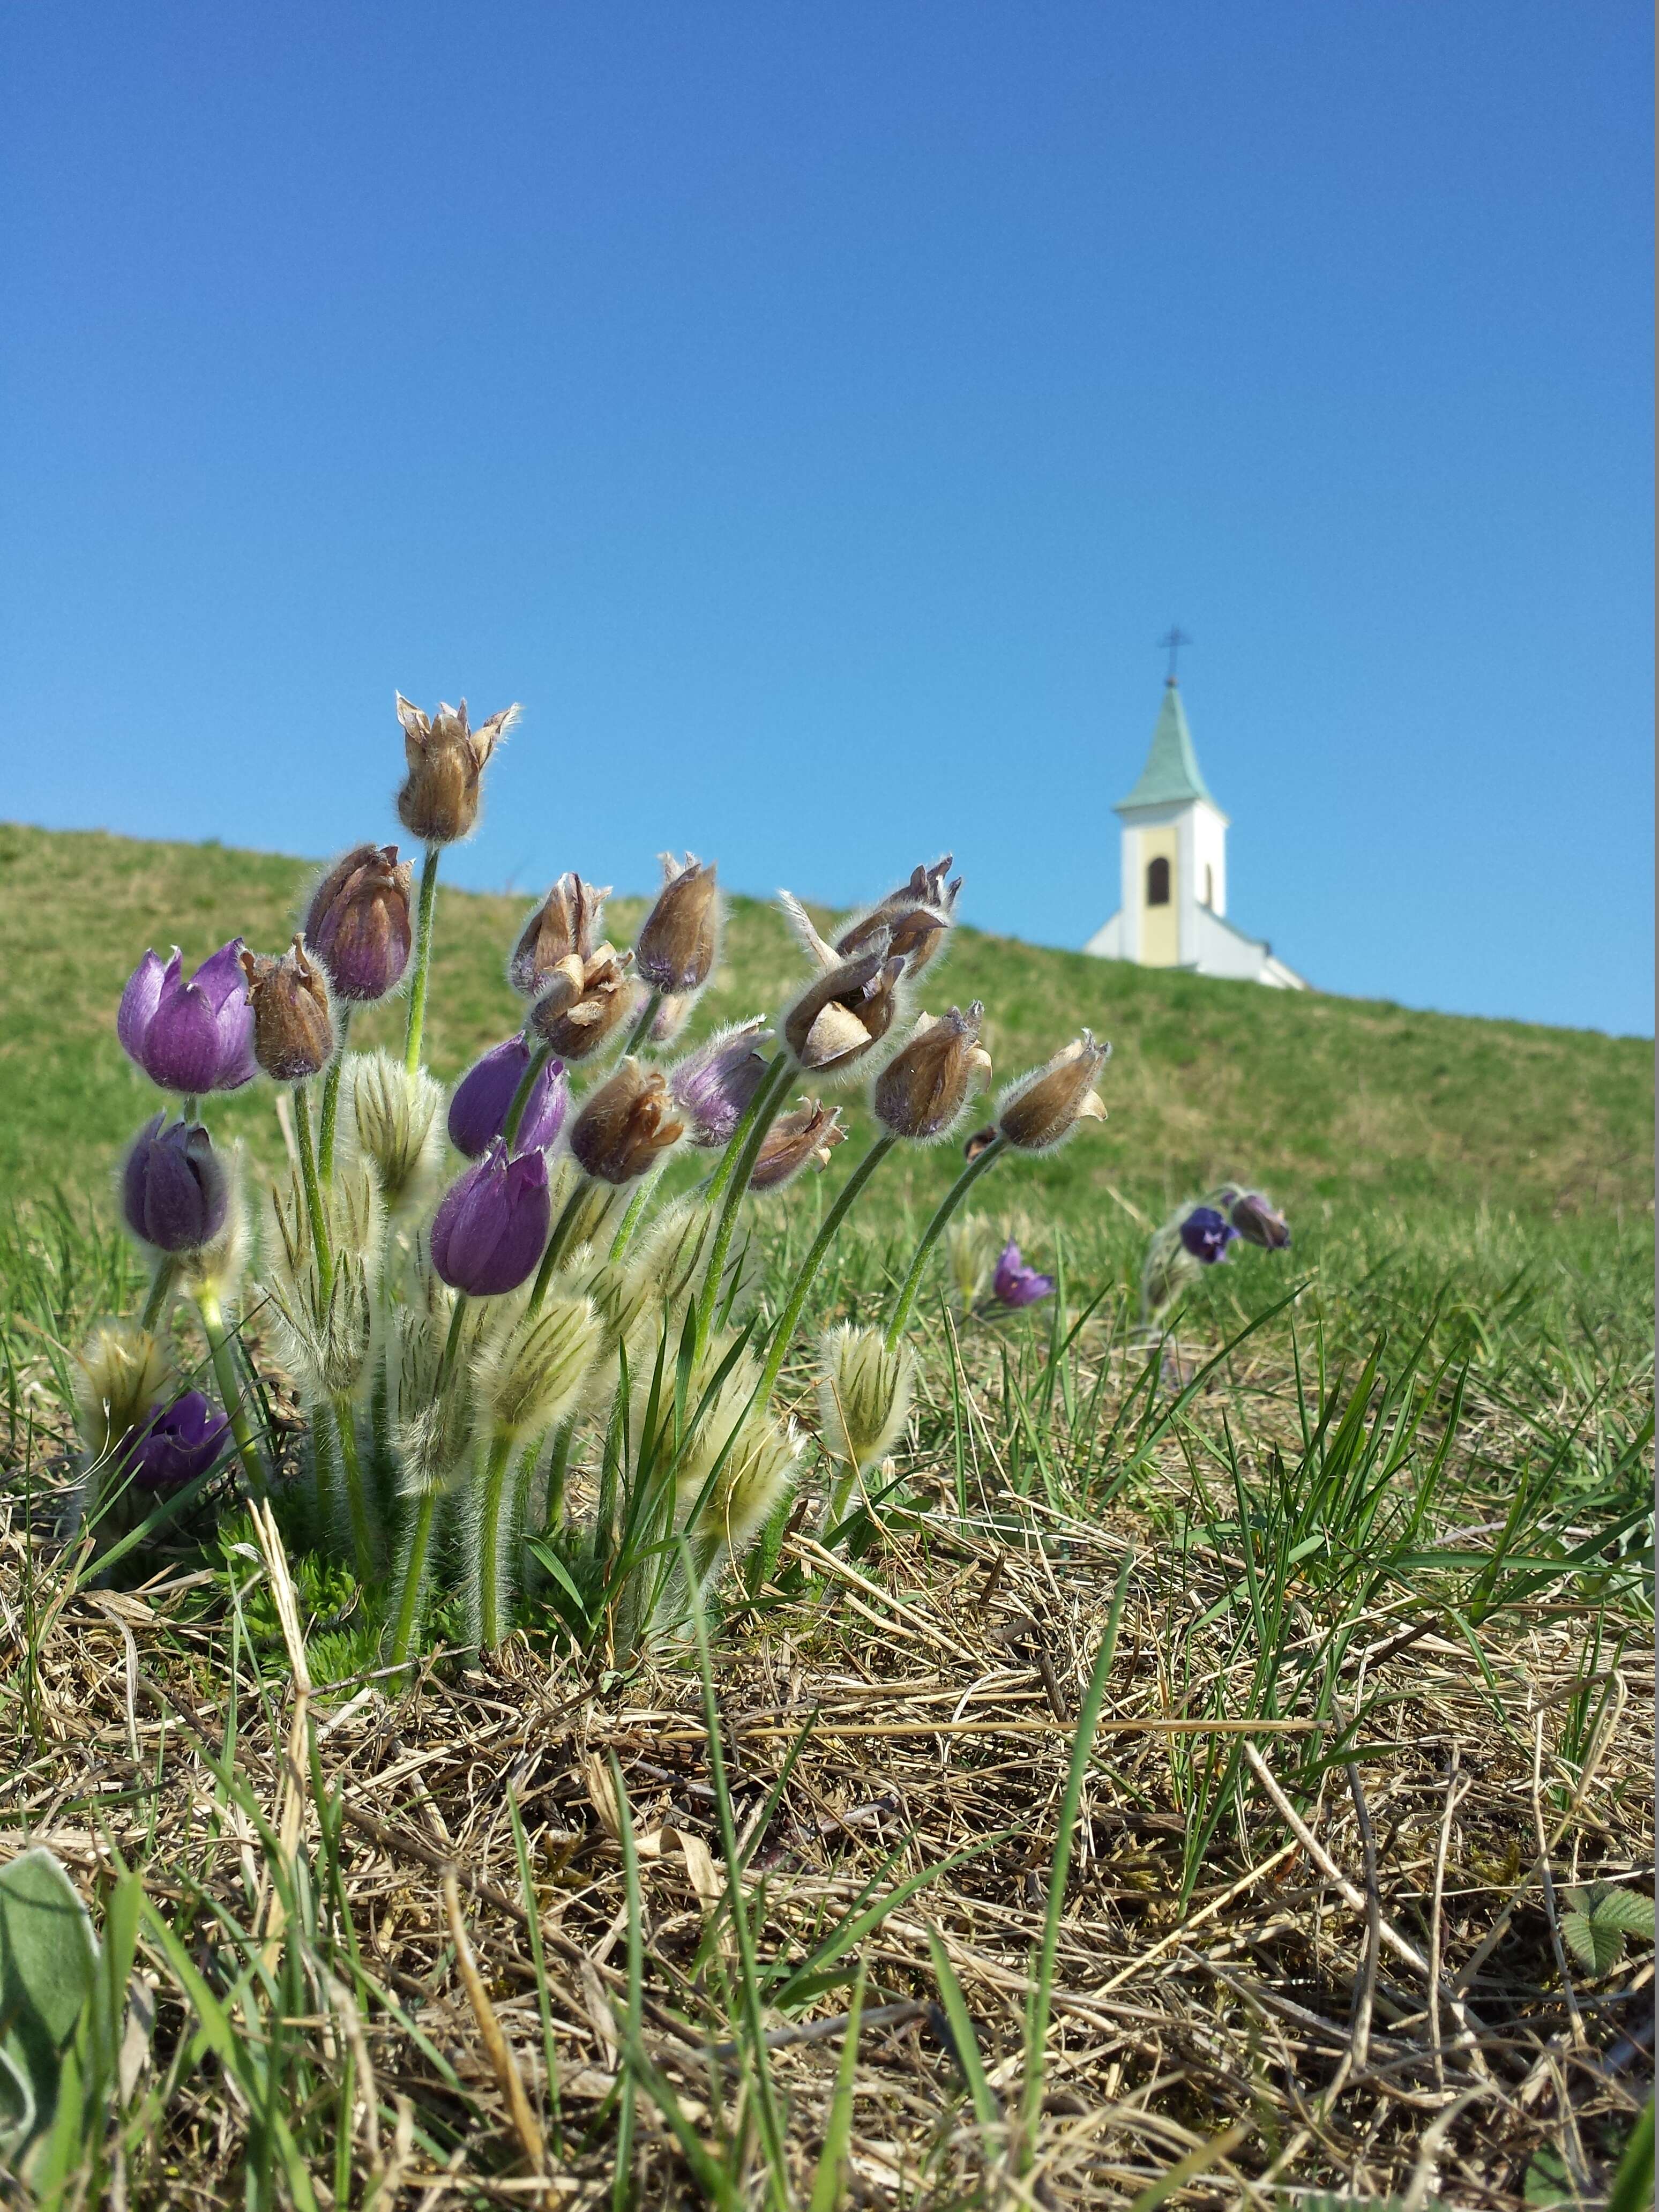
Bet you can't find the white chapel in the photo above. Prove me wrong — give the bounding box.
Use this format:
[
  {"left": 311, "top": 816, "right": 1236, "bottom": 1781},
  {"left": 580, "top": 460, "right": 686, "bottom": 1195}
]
[{"left": 1084, "top": 672, "right": 1306, "bottom": 989}]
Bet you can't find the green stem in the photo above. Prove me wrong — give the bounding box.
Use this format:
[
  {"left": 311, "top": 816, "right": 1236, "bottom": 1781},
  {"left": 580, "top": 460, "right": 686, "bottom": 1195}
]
[
  {"left": 403, "top": 843, "right": 442, "bottom": 1075},
  {"left": 195, "top": 1289, "right": 267, "bottom": 1496},
  {"left": 139, "top": 1257, "right": 177, "bottom": 1333},
  {"left": 293, "top": 1082, "right": 333, "bottom": 1304},
  {"left": 526, "top": 1179, "right": 593, "bottom": 1317},
  {"left": 884, "top": 1135, "right": 1010, "bottom": 1349},
  {"left": 318, "top": 1006, "right": 353, "bottom": 1182},
  {"left": 754, "top": 1135, "right": 897, "bottom": 1411},
  {"left": 436, "top": 1294, "right": 470, "bottom": 1402},
  {"left": 621, "top": 989, "right": 664, "bottom": 1057},
  {"left": 541, "top": 1423, "right": 574, "bottom": 1535},
  {"left": 502, "top": 1037, "right": 553, "bottom": 1150},
  {"left": 476, "top": 1428, "right": 517, "bottom": 1650},
  {"left": 609, "top": 1168, "right": 663, "bottom": 1260},
  {"left": 332, "top": 1393, "right": 376, "bottom": 1582},
  {"left": 388, "top": 1492, "right": 438, "bottom": 1669},
  {"left": 181, "top": 1094, "right": 199, "bottom": 1126},
  {"left": 693, "top": 1055, "right": 795, "bottom": 1345}
]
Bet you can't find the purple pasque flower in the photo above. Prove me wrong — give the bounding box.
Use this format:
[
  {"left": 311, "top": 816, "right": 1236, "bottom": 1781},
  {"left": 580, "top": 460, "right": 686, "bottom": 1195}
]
[
  {"left": 430, "top": 1140, "right": 551, "bottom": 1296},
  {"left": 123, "top": 1390, "right": 230, "bottom": 1489},
  {"left": 1179, "top": 1206, "right": 1238, "bottom": 1266},
  {"left": 118, "top": 940, "right": 256, "bottom": 1094},
  {"left": 122, "top": 1115, "right": 229, "bottom": 1252},
  {"left": 447, "top": 1034, "right": 569, "bottom": 1158},
  {"left": 992, "top": 1240, "right": 1055, "bottom": 1309},
  {"left": 1229, "top": 1191, "right": 1291, "bottom": 1250},
  {"left": 670, "top": 1019, "right": 772, "bottom": 1147}
]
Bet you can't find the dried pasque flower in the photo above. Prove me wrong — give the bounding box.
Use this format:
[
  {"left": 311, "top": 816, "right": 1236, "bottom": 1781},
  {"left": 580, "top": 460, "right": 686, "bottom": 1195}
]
[
  {"left": 124, "top": 1391, "right": 230, "bottom": 1489},
  {"left": 394, "top": 694, "right": 519, "bottom": 845},
  {"left": 962, "top": 1125, "right": 997, "bottom": 1162},
  {"left": 348, "top": 1051, "right": 445, "bottom": 1208},
  {"left": 74, "top": 1319, "right": 169, "bottom": 1466},
  {"left": 996, "top": 1032, "right": 1110, "bottom": 1153},
  {"left": 992, "top": 1239, "right": 1055, "bottom": 1309},
  {"left": 670, "top": 1019, "right": 772, "bottom": 1147},
  {"left": 1179, "top": 1207, "right": 1237, "bottom": 1265},
  {"left": 635, "top": 853, "right": 721, "bottom": 996},
  {"left": 118, "top": 939, "right": 255, "bottom": 1094},
  {"left": 818, "top": 1323, "right": 914, "bottom": 1475},
  {"left": 240, "top": 937, "right": 335, "bottom": 1083},
  {"left": 447, "top": 1035, "right": 569, "bottom": 1158},
  {"left": 836, "top": 856, "right": 961, "bottom": 977},
  {"left": 570, "top": 1058, "right": 684, "bottom": 1185},
  {"left": 782, "top": 934, "right": 906, "bottom": 1081},
  {"left": 1229, "top": 1191, "right": 1291, "bottom": 1249},
  {"left": 303, "top": 843, "right": 414, "bottom": 1003},
  {"left": 476, "top": 1295, "right": 601, "bottom": 1440},
  {"left": 529, "top": 944, "right": 637, "bottom": 1062},
  {"left": 122, "top": 1115, "right": 228, "bottom": 1253},
  {"left": 872, "top": 1004, "right": 991, "bottom": 1144},
  {"left": 752, "top": 1098, "right": 845, "bottom": 1191},
  {"left": 508, "top": 872, "right": 610, "bottom": 997},
  {"left": 430, "top": 1142, "right": 551, "bottom": 1297}
]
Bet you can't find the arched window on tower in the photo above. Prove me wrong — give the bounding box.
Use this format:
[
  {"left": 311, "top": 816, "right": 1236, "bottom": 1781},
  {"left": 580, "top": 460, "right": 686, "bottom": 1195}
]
[
  {"left": 1204, "top": 864, "right": 1214, "bottom": 908},
  {"left": 1146, "top": 856, "right": 1171, "bottom": 907}
]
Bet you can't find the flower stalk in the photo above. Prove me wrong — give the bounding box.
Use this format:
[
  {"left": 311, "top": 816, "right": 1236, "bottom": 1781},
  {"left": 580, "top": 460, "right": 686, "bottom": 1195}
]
[
  {"left": 317, "top": 1005, "right": 353, "bottom": 1182},
  {"left": 885, "top": 1134, "right": 1008, "bottom": 1349},
  {"left": 754, "top": 1133, "right": 897, "bottom": 1409},
  {"left": 193, "top": 1287, "right": 266, "bottom": 1496},
  {"left": 403, "top": 842, "right": 442, "bottom": 1074}
]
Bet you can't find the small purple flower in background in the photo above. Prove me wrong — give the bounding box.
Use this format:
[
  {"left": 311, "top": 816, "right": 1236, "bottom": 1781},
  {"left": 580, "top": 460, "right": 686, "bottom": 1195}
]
[
  {"left": 118, "top": 941, "right": 256, "bottom": 1094},
  {"left": 447, "top": 1035, "right": 569, "bottom": 1157},
  {"left": 430, "top": 1141, "right": 551, "bottom": 1296},
  {"left": 123, "top": 1391, "right": 230, "bottom": 1489},
  {"left": 1229, "top": 1191, "right": 1291, "bottom": 1250},
  {"left": 122, "top": 1115, "right": 229, "bottom": 1252},
  {"left": 1179, "top": 1207, "right": 1238, "bottom": 1266},
  {"left": 671, "top": 1020, "right": 772, "bottom": 1147},
  {"left": 992, "top": 1240, "right": 1055, "bottom": 1309}
]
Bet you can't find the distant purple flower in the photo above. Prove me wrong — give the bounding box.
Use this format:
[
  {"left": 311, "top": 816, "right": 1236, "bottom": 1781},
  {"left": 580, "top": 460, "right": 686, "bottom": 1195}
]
[
  {"left": 430, "top": 1141, "right": 551, "bottom": 1296},
  {"left": 1179, "top": 1207, "right": 1238, "bottom": 1266},
  {"left": 670, "top": 1020, "right": 771, "bottom": 1147},
  {"left": 447, "top": 1035, "right": 569, "bottom": 1158},
  {"left": 124, "top": 1391, "right": 230, "bottom": 1489},
  {"left": 118, "top": 940, "right": 256, "bottom": 1094},
  {"left": 122, "top": 1115, "right": 228, "bottom": 1252},
  {"left": 992, "top": 1240, "right": 1055, "bottom": 1309},
  {"left": 1229, "top": 1191, "right": 1291, "bottom": 1250}
]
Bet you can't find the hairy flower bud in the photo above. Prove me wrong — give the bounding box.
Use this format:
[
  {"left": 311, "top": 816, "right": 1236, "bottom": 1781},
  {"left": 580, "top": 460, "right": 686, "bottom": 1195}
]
[
  {"left": 835, "top": 856, "right": 961, "bottom": 977},
  {"left": 570, "top": 1058, "right": 685, "bottom": 1185},
  {"left": 240, "top": 937, "right": 335, "bottom": 1083},
  {"left": 670, "top": 1019, "right": 772, "bottom": 1147},
  {"left": 508, "top": 872, "right": 610, "bottom": 997},
  {"left": 817, "top": 1324, "right": 914, "bottom": 1474},
  {"left": 430, "top": 1142, "right": 551, "bottom": 1297},
  {"left": 261, "top": 1162, "right": 384, "bottom": 1396},
  {"left": 529, "top": 945, "right": 637, "bottom": 1062},
  {"left": 74, "top": 1319, "right": 169, "bottom": 1466},
  {"left": 1229, "top": 1190, "right": 1291, "bottom": 1250},
  {"left": 945, "top": 1214, "right": 999, "bottom": 1309},
  {"left": 118, "top": 939, "right": 255, "bottom": 1095},
  {"left": 122, "top": 1115, "right": 228, "bottom": 1253},
  {"left": 303, "top": 843, "right": 414, "bottom": 1003},
  {"left": 635, "top": 853, "right": 721, "bottom": 995},
  {"left": 394, "top": 694, "right": 518, "bottom": 845},
  {"left": 995, "top": 1032, "right": 1110, "bottom": 1153},
  {"left": 348, "top": 1051, "right": 445, "bottom": 1209},
  {"left": 125, "top": 1390, "right": 230, "bottom": 1489},
  {"left": 751, "top": 1098, "right": 845, "bottom": 1191},
  {"left": 872, "top": 1004, "right": 991, "bottom": 1144},
  {"left": 693, "top": 1411, "right": 801, "bottom": 1568},
  {"left": 448, "top": 1035, "right": 569, "bottom": 1158},
  {"left": 782, "top": 937, "right": 906, "bottom": 1081},
  {"left": 476, "top": 1296, "right": 601, "bottom": 1440}
]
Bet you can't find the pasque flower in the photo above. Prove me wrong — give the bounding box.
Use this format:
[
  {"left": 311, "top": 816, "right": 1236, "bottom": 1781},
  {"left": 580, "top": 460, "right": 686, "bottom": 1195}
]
[
  {"left": 634, "top": 853, "right": 721, "bottom": 995},
  {"left": 996, "top": 1033, "right": 1110, "bottom": 1153},
  {"left": 1179, "top": 1207, "right": 1238, "bottom": 1265},
  {"left": 1229, "top": 1190, "right": 1291, "bottom": 1249},
  {"left": 509, "top": 872, "right": 610, "bottom": 998},
  {"left": 240, "top": 937, "right": 335, "bottom": 1082},
  {"left": 752, "top": 1099, "right": 845, "bottom": 1190},
  {"left": 670, "top": 1019, "right": 772, "bottom": 1146},
  {"left": 782, "top": 937, "right": 906, "bottom": 1079},
  {"left": 529, "top": 945, "right": 637, "bottom": 1061},
  {"left": 124, "top": 1390, "right": 230, "bottom": 1489},
  {"left": 836, "top": 857, "right": 961, "bottom": 978},
  {"left": 872, "top": 1004, "right": 991, "bottom": 1144},
  {"left": 570, "top": 1059, "right": 685, "bottom": 1185},
  {"left": 992, "top": 1240, "right": 1055, "bottom": 1309},
  {"left": 118, "top": 940, "right": 256, "bottom": 1094},
  {"left": 395, "top": 695, "right": 519, "bottom": 845},
  {"left": 123, "top": 1115, "right": 229, "bottom": 1252},
  {"left": 430, "top": 1141, "right": 551, "bottom": 1297},
  {"left": 304, "top": 843, "right": 414, "bottom": 1003},
  {"left": 447, "top": 1034, "right": 569, "bottom": 1157}
]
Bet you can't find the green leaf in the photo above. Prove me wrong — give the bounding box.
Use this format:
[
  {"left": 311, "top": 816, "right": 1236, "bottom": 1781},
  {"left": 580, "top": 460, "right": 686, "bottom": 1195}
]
[
  {"left": 0, "top": 1849, "right": 98, "bottom": 2051},
  {"left": 0, "top": 2042, "right": 36, "bottom": 2159},
  {"left": 1591, "top": 1887, "right": 1655, "bottom": 1940}
]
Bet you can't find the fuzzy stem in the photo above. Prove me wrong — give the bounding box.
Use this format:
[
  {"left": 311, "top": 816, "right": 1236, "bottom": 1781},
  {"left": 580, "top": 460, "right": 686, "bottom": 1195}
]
[
  {"left": 403, "top": 843, "right": 442, "bottom": 1075},
  {"left": 475, "top": 1428, "right": 518, "bottom": 1650},
  {"left": 608, "top": 1167, "right": 663, "bottom": 1260},
  {"left": 502, "top": 1037, "right": 552, "bottom": 1150},
  {"left": 139, "top": 1257, "right": 178, "bottom": 1333},
  {"left": 541, "top": 1423, "right": 573, "bottom": 1535},
  {"left": 388, "top": 1492, "right": 438, "bottom": 1669},
  {"left": 884, "top": 1136, "right": 1010, "bottom": 1349},
  {"left": 332, "top": 1393, "right": 376, "bottom": 1582},
  {"left": 693, "top": 1054, "right": 794, "bottom": 1346},
  {"left": 195, "top": 1288, "right": 266, "bottom": 1495},
  {"left": 525, "top": 1179, "right": 593, "bottom": 1317},
  {"left": 436, "top": 1293, "right": 470, "bottom": 1402},
  {"left": 182, "top": 1094, "right": 199, "bottom": 1125},
  {"left": 621, "top": 989, "right": 664, "bottom": 1057},
  {"left": 754, "top": 1134, "right": 898, "bottom": 1411},
  {"left": 293, "top": 1082, "right": 334, "bottom": 1305},
  {"left": 317, "top": 1005, "right": 353, "bottom": 1183}
]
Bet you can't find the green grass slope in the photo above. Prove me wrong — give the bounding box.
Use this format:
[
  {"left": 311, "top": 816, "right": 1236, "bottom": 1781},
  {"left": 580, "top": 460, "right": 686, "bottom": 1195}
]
[{"left": 0, "top": 820, "right": 1649, "bottom": 1232}]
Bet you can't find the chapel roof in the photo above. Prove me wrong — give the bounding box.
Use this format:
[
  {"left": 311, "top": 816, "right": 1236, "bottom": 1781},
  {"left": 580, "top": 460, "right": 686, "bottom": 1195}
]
[{"left": 1115, "top": 679, "right": 1215, "bottom": 812}]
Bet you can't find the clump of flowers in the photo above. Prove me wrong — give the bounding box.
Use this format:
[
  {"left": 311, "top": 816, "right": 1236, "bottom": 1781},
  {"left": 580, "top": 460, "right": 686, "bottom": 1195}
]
[
  {"left": 1140, "top": 1184, "right": 1294, "bottom": 1329},
  {"left": 81, "top": 686, "right": 1118, "bottom": 1665}
]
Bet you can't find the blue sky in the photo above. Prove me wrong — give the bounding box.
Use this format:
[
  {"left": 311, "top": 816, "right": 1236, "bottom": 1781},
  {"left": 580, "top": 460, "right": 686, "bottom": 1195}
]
[{"left": 4, "top": 3, "right": 1651, "bottom": 1035}]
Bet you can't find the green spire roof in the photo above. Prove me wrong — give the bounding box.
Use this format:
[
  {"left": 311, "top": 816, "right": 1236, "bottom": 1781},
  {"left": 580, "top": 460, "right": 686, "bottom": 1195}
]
[{"left": 1115, "top": 680, "right": 1215, "bottom": 811}]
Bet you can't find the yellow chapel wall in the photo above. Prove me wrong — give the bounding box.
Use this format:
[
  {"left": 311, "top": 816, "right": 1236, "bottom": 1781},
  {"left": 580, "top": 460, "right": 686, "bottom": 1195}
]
[{"left": 1137, "top": 825, "right": 1179, "bottom": 966}]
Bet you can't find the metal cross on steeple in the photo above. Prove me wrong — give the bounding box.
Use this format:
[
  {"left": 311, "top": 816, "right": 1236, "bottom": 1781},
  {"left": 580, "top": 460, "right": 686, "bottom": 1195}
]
[{"left": 1158, "top": 625, "right": 1191, "bottom": 683}]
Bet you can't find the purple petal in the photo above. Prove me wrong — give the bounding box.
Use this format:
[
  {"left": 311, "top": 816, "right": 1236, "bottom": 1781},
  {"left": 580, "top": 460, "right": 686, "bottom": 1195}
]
[
  {"left": 142, "top": 967, "right": 229, "bottom": 1094},
  {"left": 117, "top": 950, "right": 167, "bottom": 1064},
  {"left": 190, "top": 939, "right": 249, "bottom": 1014}
]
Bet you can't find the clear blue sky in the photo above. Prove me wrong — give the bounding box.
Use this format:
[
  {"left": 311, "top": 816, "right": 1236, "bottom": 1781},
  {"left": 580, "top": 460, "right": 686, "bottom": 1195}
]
[{"left": 4, "top": 3, "right": 1651, "bottom": 1035}]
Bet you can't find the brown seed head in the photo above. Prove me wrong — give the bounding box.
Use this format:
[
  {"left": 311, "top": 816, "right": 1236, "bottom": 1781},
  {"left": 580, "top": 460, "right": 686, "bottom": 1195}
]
[
  {"left": 872, "top": 1004, "right": 992, "bottom": 1144},
  {"left": 509, "top": 872, "right": 611, "bottom": 997},
  {"left": 836, "top": 856, "right": 962, "bottom": 978},
  {"left": 394, "top": 694, "right": 519, "bottom": 845},
  {"left": 529, "top": 945, "right": 638, "bottom": 1061},
  {"left": 635, "top": 853, "right": 721, "bottom": 996},
  {"left": 995, "top": 1031, "right": 1111, "bottom": 1153},
  {"left": 569, "top": 1059, "right": 685, "bottom": 1185},
  {"left": 239, "top": 937, "right": 335, "bottom": 1084},
  {"left": 782, "top": 938, "right": 907, "bottom": 1080},
  {"left": 303, "top": 843, "right": 414, "bottom": 1003},
  {"left": 752, "top": 1099, "right": 847, "bottom": 1191}
]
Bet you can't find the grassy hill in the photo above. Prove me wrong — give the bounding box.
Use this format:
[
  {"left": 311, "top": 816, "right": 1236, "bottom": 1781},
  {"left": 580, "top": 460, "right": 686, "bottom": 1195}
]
[{"left": 0, "top": 820, "right": 1649, "bottom": 1232}]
